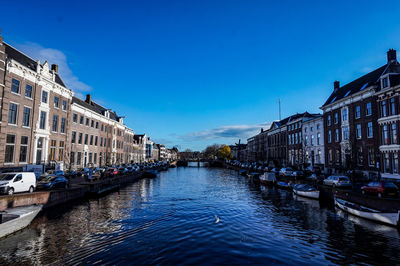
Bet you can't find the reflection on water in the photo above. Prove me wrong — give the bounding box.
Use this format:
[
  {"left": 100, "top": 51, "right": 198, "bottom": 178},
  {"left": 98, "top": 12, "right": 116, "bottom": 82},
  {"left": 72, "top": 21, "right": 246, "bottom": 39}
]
[{"left": 0, "top": 167, "right": 400, "bottom": 265}]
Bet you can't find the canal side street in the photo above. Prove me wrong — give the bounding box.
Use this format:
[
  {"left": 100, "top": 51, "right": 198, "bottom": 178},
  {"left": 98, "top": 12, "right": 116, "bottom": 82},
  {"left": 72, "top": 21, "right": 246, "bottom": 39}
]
[{"left": 1, "top": 165, "right": 400, "bottom": 265}]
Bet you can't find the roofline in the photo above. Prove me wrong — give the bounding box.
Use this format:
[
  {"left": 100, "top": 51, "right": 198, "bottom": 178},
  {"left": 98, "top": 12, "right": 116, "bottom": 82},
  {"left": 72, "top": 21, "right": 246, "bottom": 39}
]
[
  {"left": 320, "top": 84, "right": 376, "bottom": 110},
  {"left": 4, "top": 41, "right": 39, "bottom": 66}
]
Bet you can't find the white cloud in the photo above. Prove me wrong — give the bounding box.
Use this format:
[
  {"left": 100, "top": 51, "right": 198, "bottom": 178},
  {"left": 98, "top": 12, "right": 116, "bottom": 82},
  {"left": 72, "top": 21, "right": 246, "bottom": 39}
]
[
  {"left": 180, "top": 122, "right": 271, "bottom": 142},
  {"left": 16, "top": 42, "right": 91, "bottom": 95}
]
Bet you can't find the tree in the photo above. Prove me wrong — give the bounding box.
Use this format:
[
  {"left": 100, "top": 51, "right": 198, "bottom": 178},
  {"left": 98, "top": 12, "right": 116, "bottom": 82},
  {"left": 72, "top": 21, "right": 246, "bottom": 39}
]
[
  {"left": 203, "top": 144, "right": 220, "bottom": 159},
  {"left": 217, "top": 145, "right": 233, "bottom": 160}
]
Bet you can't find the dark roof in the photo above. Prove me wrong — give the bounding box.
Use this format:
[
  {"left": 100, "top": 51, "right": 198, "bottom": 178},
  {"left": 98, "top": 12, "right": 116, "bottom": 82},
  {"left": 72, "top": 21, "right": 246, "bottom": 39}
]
[
  {"left": 5, "top": 42, "right": 67, "bottom": 88},
  {"left": 322, "top": 62, "right": 400, "bottom": 107},
  {"left": 270, "top": 112, "right": 319, "bottom": 129},
  {"left": 72, "top": 96, "right": 120, "bottom": 122}
]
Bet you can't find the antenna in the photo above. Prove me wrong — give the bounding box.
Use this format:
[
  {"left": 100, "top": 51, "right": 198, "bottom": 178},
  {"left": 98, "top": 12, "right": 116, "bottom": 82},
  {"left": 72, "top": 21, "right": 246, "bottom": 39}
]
[{"left": 278, "top": 98, "right": 281, "bottom": 120}]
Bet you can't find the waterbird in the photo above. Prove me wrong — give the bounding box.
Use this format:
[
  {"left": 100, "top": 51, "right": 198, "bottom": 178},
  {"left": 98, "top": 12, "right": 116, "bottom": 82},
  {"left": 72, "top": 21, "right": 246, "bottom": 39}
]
[{"left": 214, "top": 215, "right": 220, "bottom": 224}]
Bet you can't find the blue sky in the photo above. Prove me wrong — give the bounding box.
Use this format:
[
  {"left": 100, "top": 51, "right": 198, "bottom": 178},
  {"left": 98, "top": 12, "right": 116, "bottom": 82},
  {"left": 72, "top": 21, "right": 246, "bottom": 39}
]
[{"left": 2, "top": 0, "right": 400, "bottom": 151}]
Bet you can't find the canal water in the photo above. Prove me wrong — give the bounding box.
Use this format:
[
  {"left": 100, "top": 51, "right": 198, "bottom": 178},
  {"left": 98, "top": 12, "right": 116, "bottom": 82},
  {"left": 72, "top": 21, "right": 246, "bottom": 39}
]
[{"left": 1, "top": 166, "right": 400, "bottom": 265}]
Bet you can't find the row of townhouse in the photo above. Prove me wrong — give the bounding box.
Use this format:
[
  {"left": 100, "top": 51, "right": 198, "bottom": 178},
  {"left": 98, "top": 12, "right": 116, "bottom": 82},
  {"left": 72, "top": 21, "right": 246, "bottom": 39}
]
[
  {"left": 235, "top": 48, "right": 400, "bottom": 179},
  {"left": 0, "top": 32, "right": 175, "bottom": 171}
]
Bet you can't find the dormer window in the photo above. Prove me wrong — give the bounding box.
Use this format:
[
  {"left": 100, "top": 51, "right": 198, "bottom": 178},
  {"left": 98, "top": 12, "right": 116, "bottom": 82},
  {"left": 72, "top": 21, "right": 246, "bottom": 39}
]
[
  {"left": 104, "top": 110, "right": 110, "bottom": 118},
  {"left": 382, "top": 76, "right": 389, "bottom": 88}
]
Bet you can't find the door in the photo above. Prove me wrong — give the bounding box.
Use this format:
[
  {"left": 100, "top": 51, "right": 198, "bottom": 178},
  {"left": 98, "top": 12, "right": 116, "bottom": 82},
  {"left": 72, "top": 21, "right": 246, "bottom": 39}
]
[
  {"left": 36, "top": 137, "right": 44, "bottom": 164},
  {"left": 13, "top": 174, "right": 24, "bottom": 192}
]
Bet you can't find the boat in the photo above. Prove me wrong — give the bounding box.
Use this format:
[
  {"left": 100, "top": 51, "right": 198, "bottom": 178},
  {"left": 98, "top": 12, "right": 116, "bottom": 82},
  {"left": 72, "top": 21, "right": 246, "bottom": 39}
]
[
  {"left": 239, "top": 169, "right": 248, "bottom": 177},
  {"left": 260, "top": 172, "right": 276, "bottom": 185},
  {"left": 276, "top": 181, "right": 292, "bottom": 190},
  {"left": 247, "top": 172, "right": 261, "bottom": 182},
  {"left": 0, "top": 205, "right": 42, "bottom": 238},
  {"left": 293, "top": 184, "right": 320, "bottom": 199},
  {"left": 334, "top": 197, "right": 400, "bottom": 227},
  {"left": 143, "top": 170, "right": 158, "bottom": 178}
]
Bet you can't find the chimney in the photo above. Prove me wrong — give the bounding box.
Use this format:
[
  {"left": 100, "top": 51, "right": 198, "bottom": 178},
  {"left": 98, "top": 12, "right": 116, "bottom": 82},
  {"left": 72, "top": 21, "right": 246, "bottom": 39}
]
[
  {"left": 238, "top": 139, "right": 241, "bottom": 144},
  {"left": 85, "top": 94, "right": 92, "bottom": 105},
  {"left": 261, "top": 128, "right": 264, "bottom": 133},
  {"left": 51, "top": 64, "right": 59, "bottom": 73},
  {"left": 334, "top": 80, "right": 340, "bottom": 92},
  {"left": 387, "top": 49, "right": 397, "bottom": 64}
]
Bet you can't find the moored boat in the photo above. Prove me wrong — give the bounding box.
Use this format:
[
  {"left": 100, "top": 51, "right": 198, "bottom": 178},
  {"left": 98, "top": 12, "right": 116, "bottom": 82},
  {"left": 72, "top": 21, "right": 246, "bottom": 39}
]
[
  {"left": 260, "top": 172, "right": 276, "bottom": 185},
  {"left": 247, "top": 172, "right": 261, "bottom": 182},
  {"left": 0, "top": 205, "right": 42, "bottom": 239},
  {"left": 334, "top": 197, "right": 400, "bottom": 227},
  {"left": 293, "top": 184, "right": 320, "bottom": 199},
  {"left": 143, "top": 170, "right": 158, "bottom": 178},
  {"left": 239, "top": 169, "right": 248, "bottom": 177},
  {"left": 276, "top": 181, "right": 292, "bottom": 190}
]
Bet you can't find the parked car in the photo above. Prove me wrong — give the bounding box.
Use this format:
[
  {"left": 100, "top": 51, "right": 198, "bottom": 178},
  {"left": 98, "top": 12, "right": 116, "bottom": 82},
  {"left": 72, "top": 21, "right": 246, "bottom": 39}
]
[
  {"left": 0, "top": 172, "right": 36, "bottom": 195},
  {"left": 104, "top": 168, "right": 118, "bottom": 178},
  {"left": 361, "top": 182, "right": 399, "bottom": 198},
  {"left": 323, "top": 176, "right": 352, "bottom": 188},
  {"left": 37, "top": 176, "right": 68, "bottom": 190},
  {"left": 118, "top": 167, "right": 129, "bottom": 175},
  {"left": 279, "top": 168, "right": 294, "bottom": 177}
]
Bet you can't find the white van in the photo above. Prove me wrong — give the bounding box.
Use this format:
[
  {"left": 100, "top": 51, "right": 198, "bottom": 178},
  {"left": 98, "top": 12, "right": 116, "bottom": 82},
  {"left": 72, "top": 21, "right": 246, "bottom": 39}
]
[{"left": 0, "top": 172, "right": 37, "bottom": 195}]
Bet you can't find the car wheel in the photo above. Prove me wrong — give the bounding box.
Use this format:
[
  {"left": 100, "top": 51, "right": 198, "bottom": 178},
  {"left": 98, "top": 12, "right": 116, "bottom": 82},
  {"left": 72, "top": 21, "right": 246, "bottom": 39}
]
[
  {"left": 29, "top": 186, "right": 34, "bottom": 193},
  {"left": 8, "top": 188, "right": 14, "bottom": 195},
  {"left": 378, "top": 193, "right": 382, "bottom": 198}
]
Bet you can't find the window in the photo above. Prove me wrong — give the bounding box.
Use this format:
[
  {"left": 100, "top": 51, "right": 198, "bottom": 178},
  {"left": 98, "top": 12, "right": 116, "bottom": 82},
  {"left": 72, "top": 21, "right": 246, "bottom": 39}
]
[
  {"left": 58, "top": 141, "right": 64, "bottom": 161},
  {"left": 334, "top": 113, "right": 338, "bottom": 124},
  {"left": 357, "top": 147, "right": 363, "bottom": 165},
  {"left": 327, "top": 115, "right": 331, "bottom": 126},
  {"left": 54, "top": 96, "right": 59, "bottom": 108},
  {"left": 299, "top": 132, "right": 302, "bottom": 143},
  {"left": 78, "top": 133, "right": 83, "bottom": 144},
  {"left": 342, "top": 108, "right": 348, "bottom": 122},
  {"left": 384, "top": 153, "right": 390, "bottom": 173},
  {"left": 90, "top": 135, "right": 93, "bottom": 145},
  {"left": 52, "top": 115, "right": 58, "bottom": 132},
  {"left": 101, "top": 124, "right": 104, "bottom": 131},
  {"left": 383, "top": 125, "right": 389, "bottom": 145},
  {"left": 19, "top": 136, "right": 28, "bottom": 163},
  {"left": 317, "top": 124, "right": 320, "bottom": 130},
  {"left": 391, "top": 123, "right": 397, "bottom": 144},
  {"left": 11, "top": 79, "right": 20, "bottom": 94},
  {"left": 62, "top": 100, "right": 67, "bottom": 111},
  {"left": 305, "top": 136, "right": 308, "bottom": 146},
  {"left": 94, "top": 153, "right": 97, "bottom": 164},
  {"left": 317, "top": 150, "right": 322, "bottom": 163},
  {"left": 311, "top": 135, "right": 314, "bottom": 145},
  {"left": 49, "top": 140, "right": 56, "bottom": 161},
  {"left": 84, "top": 134, "right": 88, "bottom": 145},
  {"left": 71, "top": 131, "right": 76, "bottom": 143},
  {"left": 368, "top": 148, "right": 375, "bottom": 166},
  {"left": 5, "top": 134, "right": 15, "bottom": 163},
  {"left": 336, "top": 150, "right": 340, "bottom": 163},
  {"left": 328, "top": 130, "right": 332, "bottom": 143},
  {"left": 310, "top": 126, "right": 314, "bottom": 132},
  {"left": 355, "top": 105, "right": 361, "bottom": 119},
  {"left": 343, "top": 126, "right": 349, "bottom": 140},
  {"left": 329, "top": 149, "right": 333, "bottom": 164},
  {"left": 390, "top": 98, "right": 396, "bottom": 116},
  {"left": 381, "top": 100, "right": 387, "bottom": 117},
  {"left": 42, "top": 91, "right": 48, "bottom": 103},
  {"left": 8, "top": 103, "right": 18, "bottom": 125},
  {"left": 366, "top": 102, "right": 372, "bottom": 116},
  {"left": 25, "top": 84, "right": 32, "bottom": 98},
  {"left": 60, "top": 117, "right": 66, "bottom": 133},
  {"left": 22, "top": 107, "right": 31, "bottom": 127},
  {"left": 335, "top": 129, "right": 339, "bottom": 142},
  {"left": 80, "top": 116, "right": 84, "bottom": 124},
  {"left": 85, "top": 118, "right": 89, "bottom": 126},
  {"left": 356, "top": 124, "right": 362, "bottom": 139},
  {"left": 95, "top": 136, "right": 98, "bottom": 146},
  {"left": 89, "top": 153, "right": 93, "bottom": 164},
  {"left": 393, "top": 153, "right": 399, "bottom": 174},
  {"left": 70, "top": 152, "right": 75, "bottom": 165},
  {"left": 73, "top": 113, "right": 78, "bottom": 123},
  {"left": 91, "top": 120, "right": 94, "bottom": 127},
  {"left": 367, "top": 122, "right": 373, "bottom": 138},
  {"left": 382, "top": 77, "right": 389, "bottom": 88},
  {"left": 77, "top": 152, "right": 82, "bottom": 165},
  {"left": 100, "top": 137, "right": 103, "bottom": 147},
  {"left": 39, "top": 111, "right": 46, "bottom": 129},
  {"left": 96, "top": 122, "right": 99, "bottom": 129}
]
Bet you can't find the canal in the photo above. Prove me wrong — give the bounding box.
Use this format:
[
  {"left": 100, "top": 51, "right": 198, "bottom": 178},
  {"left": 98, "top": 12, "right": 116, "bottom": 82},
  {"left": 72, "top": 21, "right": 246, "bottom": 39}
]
[{"left": 1, "top": 166, "right": 400, "bottom": 265}]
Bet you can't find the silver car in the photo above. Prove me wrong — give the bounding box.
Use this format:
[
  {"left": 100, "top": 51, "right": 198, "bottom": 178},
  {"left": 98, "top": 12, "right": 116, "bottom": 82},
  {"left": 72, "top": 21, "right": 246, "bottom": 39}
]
[{"left": 323, "top": 175, "right": 351, "bottom": 188}]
